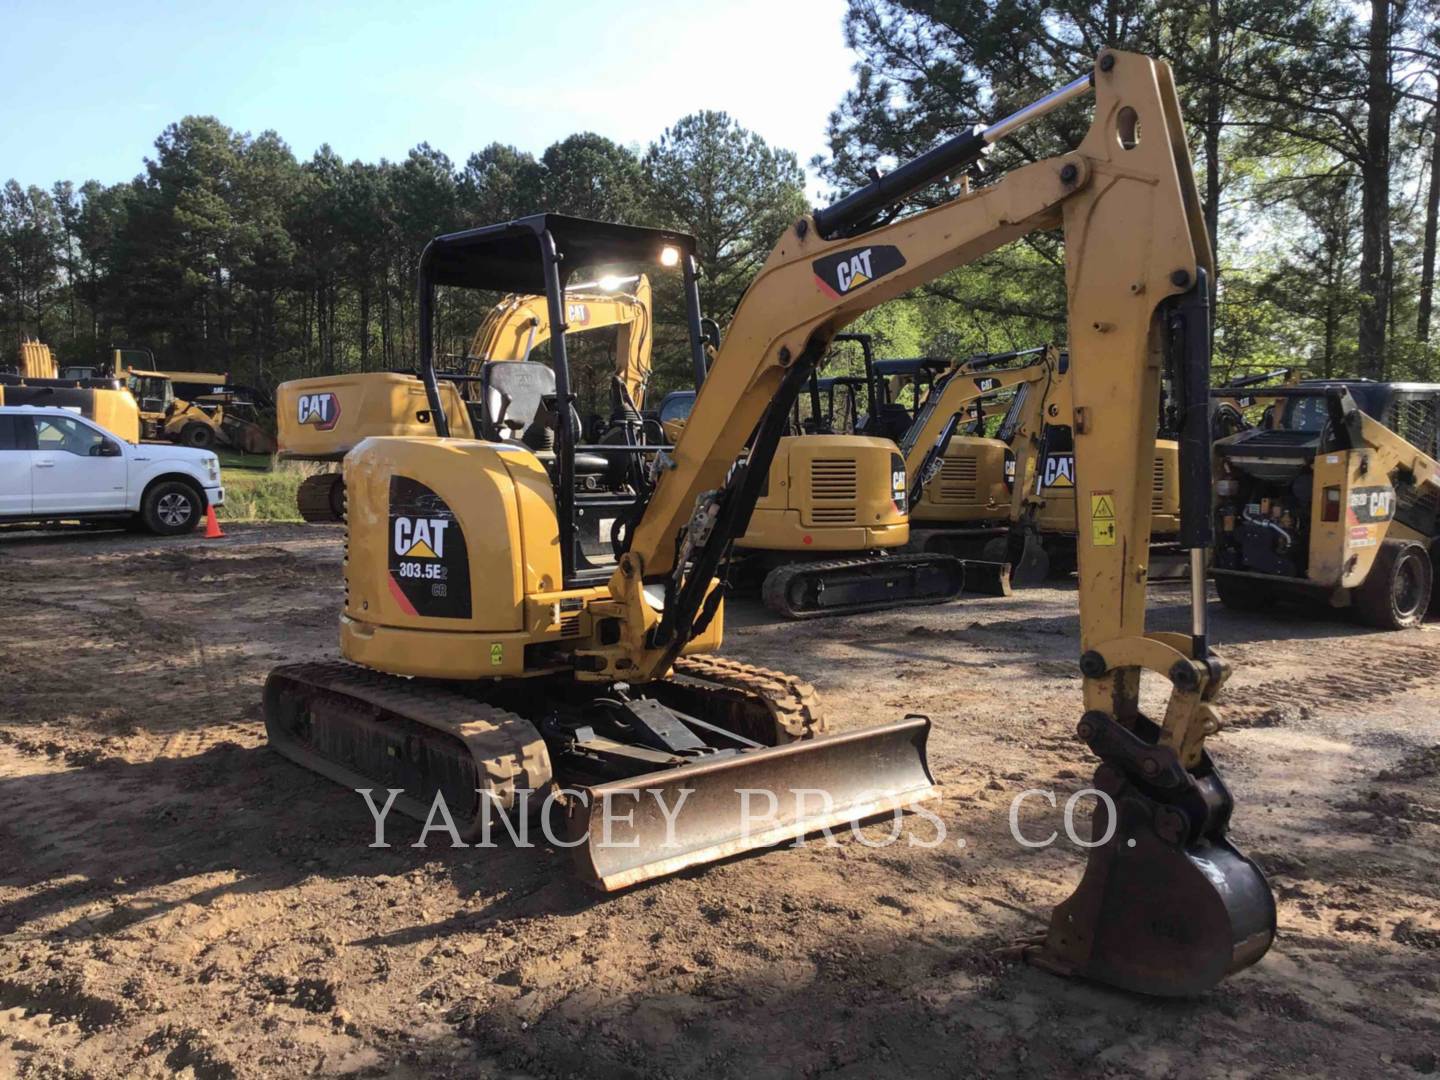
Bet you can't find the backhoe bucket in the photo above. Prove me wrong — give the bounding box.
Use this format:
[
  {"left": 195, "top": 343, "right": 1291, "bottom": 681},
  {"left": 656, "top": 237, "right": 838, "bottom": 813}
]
[
  {"left": 568, "top": 716, "right": 936, "bottom": 891},
  {"left": 959, "top": 559, "right": 1012, "bottom": 597},
  {"left": 1009, "top": 530, "right": 1051, "bottom": 586},
  {"left": 1032, "top": 777, "right": 1276, "bottom": 996}
]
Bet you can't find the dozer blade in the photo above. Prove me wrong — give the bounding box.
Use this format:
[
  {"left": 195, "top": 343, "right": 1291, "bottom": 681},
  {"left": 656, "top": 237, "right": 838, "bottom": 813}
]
[
  {"left": 1031, "top": 772, "right": 1276, "bottom": 997},
  {"left": 568, "top": 716, "right": 936, "bottom": 891}
]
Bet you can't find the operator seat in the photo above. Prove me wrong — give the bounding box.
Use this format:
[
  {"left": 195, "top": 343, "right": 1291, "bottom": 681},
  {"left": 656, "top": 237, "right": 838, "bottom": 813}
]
[{"left": 477, "top": 361, "right": 608, "bottom": 472}]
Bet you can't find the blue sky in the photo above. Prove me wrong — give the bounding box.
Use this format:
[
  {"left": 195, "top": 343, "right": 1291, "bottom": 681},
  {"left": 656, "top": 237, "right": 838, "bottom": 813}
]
[{"left": 4, "top": 0, "right": 858, "bottom": 200}]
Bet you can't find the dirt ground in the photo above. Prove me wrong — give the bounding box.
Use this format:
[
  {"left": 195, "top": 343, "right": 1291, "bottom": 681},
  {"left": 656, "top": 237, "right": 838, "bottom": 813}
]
[{"left": 1, "top": 523, "right": 1438, "bottom": 1079}]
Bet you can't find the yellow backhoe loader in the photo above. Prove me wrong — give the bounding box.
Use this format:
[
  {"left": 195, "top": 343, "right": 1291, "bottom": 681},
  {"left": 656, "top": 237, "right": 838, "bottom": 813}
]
[
  {"left": 117, "top": 353, "right": 275, "bottom": 453},
  {"left": 263, "top": 52, "right": 1273, "bottom": 996},
  {"left": 2, "top": 341, "right": 141, "bottom": 442},
  {"left": 276, "top": 276, "right": 653, "bottom": 521},
  {"left": 1213, "top": 380, "right": 1440, "bottom": 628}
]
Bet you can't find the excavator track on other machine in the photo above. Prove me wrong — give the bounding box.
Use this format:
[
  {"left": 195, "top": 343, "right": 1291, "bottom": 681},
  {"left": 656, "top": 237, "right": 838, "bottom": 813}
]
[{"left": 759, "top": 553, "right": 981, "bottom": 619}]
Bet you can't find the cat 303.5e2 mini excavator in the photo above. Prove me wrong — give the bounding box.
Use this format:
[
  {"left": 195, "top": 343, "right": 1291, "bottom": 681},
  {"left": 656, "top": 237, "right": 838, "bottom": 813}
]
[{"left": 264, "top": 50, "right": 1274, "bottom": 997}]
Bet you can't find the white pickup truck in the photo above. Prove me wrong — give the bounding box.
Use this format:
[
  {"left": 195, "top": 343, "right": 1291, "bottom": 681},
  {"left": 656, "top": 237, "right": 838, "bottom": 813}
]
[{"left": 0, "top": 405, "right": 224, "bottom": 535}]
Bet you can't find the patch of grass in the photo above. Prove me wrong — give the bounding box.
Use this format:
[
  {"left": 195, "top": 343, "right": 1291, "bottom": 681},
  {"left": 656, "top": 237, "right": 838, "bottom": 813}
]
[
  {"left": 219, "top": 458, "right": 327, "bottom": 523},
  {"left": 216, "top": 448, "right": 273, "bottom": 472}
]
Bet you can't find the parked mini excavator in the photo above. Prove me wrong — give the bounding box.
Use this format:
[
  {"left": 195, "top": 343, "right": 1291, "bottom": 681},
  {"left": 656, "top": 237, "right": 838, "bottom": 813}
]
[
  {"left": 264, "top": 51, "right": 1273, "bottom": 996},
  {"left": 900, "top": 346, "right": 1056, "bottom": 560},
  {"left": 1212, "top": 380, "right": 1440, "bottom": 628},
  {"left": 974, "top": 346, "right": 1186, "bottom": 582},
  {"left": 276, "top": 276, "right": 654, "bottom": 522}
]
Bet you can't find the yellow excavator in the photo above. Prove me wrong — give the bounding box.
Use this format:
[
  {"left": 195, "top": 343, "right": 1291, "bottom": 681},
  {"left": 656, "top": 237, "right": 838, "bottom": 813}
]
[
  {"left": 2, "top": 340, "right": 141, "bottom": 442},
  {"left": 997, "top": 356, "right": 1184, "bottom": 580},
  {"left": 276, "top": 276, "right": 653, "bottom": 522},
  {"left": 897, "top": 343, "right": 1182, "bottom": 583},
  {"left": 900, "top": 346, "right": 1057, "bottom": 559},
  {"left": 1211, "top": 366, "right": 1305, "bottom": 438},
  {"left": 263, "top": 52, "right": 1273, "bottom": 996}
]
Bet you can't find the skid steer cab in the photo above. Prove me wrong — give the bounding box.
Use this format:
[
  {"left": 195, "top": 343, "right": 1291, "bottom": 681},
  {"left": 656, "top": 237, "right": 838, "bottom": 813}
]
[{"left": 1213, "top": 380, "right": 1440, "bottom": 628}]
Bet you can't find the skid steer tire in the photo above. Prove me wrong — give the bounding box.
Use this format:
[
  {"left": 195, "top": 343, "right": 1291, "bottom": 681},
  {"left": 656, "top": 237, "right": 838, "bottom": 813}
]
[
  {"left": 1353, "top": 540, "right": 1432, "bottom": 631},
  {"left": 1212, "top": 572, "right": 1273, "bottom": 613}
]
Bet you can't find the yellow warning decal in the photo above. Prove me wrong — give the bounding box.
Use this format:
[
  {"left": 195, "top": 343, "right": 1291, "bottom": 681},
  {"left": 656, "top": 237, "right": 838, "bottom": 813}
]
[
  {"left": 490, "top": 643, "right": 504, "bottom": 666},
  {"left": 1090, "top": 491, "right": 1116, "bottom": 546}
]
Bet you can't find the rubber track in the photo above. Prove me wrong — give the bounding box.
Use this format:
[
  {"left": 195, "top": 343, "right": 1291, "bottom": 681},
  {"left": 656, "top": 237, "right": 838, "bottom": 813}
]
[
  {"left": 296, "top": 473, "right": 345, "bottom": 524},
  {"left": 759, "top": 554, "right": 964, "bottom": 620},
  {"left": 668, "top": 655, "right": 825, "bottom": 741},
  {"left": 264, "top": 661, "right": 552, "bottom": 828}
]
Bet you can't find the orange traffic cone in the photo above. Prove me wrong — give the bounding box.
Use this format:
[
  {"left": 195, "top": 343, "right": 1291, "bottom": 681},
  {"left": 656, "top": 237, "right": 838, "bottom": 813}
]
[{"left": 204, "top": 504, "right": 225, "bottom": 539}]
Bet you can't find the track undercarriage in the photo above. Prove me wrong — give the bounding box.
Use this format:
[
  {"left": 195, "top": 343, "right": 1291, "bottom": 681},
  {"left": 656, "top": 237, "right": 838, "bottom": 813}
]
[
  {"left": 264, "top": 656, "right": 936, "bottom": 890},
  {"left": 753, "top": 551, "right": 1008, "bottom": 619}
]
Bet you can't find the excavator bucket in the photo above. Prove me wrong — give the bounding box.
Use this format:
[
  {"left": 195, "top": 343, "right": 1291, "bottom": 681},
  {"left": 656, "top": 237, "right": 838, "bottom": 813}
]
[
  {"left": 1031, "top": 771, "right": 1276, "bottom": 996},
  {"left": 959, "top": 558, "right": 1012, "bottom": 597},
  {"left": 568, "top": 716, "right": 936, "bottom": 891},
  {"left": 1008, "top": 530, "right": 1051, "bottom": 586}
]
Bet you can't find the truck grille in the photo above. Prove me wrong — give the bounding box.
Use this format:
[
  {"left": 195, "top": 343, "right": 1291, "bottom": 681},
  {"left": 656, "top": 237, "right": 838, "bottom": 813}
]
[
  {"left": 1151, "top": 456, "right": 1167, "bottom": 513},
  {"left": 936, "top": 456, "right": 980, "bottom": 505}
]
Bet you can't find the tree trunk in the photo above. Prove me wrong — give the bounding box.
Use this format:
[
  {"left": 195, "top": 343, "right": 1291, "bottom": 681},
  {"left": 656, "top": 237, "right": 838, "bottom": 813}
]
[
  {"left": 1203, "top": 0, "right": 1222, "bottom": 285},
  {"left": 1419, "top": 93, "right": 1440, "bottom": 342},
  {"left": 359, "top": 280, "right": 370, "bottom": 373},
  {"left": 1357, "top": 0, "right": 1393, "bottom": 379}
]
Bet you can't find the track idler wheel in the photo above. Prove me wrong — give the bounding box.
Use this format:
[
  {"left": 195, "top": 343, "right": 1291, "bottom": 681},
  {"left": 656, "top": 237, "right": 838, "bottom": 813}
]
[{"left": 1030, "top": 762, "right": 1275, "bottom": 997}]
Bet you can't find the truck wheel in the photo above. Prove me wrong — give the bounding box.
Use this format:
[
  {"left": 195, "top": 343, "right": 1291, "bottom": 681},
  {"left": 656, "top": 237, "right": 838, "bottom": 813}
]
[
  {"left": 181, "top": 423, "right": 216, "bottom": 449},
  {"left": 1213, "top": 572, "right": 1273, "bottom": 612},
  {"left": 142, "top": 481, "right": 203, "bottom": 535},
  {"left": 1354, "top": 540, "right": 1432, "bottom": 630}
]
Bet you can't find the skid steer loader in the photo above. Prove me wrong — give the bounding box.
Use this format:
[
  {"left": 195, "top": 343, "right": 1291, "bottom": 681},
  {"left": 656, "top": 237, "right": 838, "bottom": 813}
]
[
  {"left": 264, "top": 51, "right": 1273, "bottom": 996},
  {"left": 1212, "top": 380, "right": 1440, "bottom": 628}
]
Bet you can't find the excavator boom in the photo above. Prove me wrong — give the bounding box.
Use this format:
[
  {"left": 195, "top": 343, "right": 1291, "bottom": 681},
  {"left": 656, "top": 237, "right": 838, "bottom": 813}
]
[{"left": 580, "top": 50, "right": 1272, "bottom": 994}]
